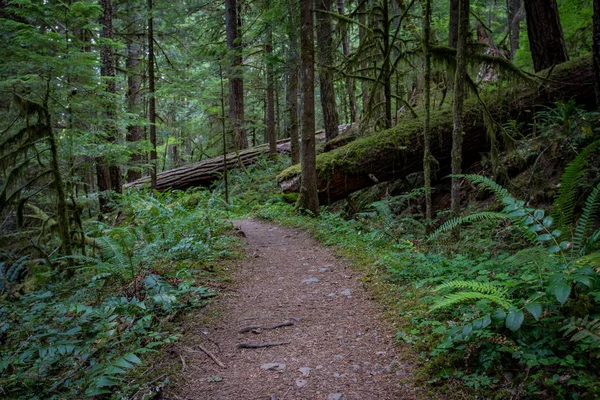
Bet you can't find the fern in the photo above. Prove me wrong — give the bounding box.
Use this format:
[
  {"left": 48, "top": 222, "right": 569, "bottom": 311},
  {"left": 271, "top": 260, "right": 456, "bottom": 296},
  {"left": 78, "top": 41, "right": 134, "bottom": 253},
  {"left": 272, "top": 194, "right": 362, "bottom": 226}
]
[
  {"left": 451, "top": 174, "right": 511, "bottom": 199},
  {"left": 573, "top": 183, "right": 600, "bottom": 254},
  {"left": 561, "top": 316, "right": 600, "bottom": 348},
  {"left": 552, "top": 140, "right": 600, "bottom": 229},
  {"left": 435, "top": 280, "right": 507, "bottom": 297},
  {"left": 429, "top": 212, "right": 508, "bottom": 239},
  {"left": 430, "top": 291, "right": 513, "bottom": 311}
]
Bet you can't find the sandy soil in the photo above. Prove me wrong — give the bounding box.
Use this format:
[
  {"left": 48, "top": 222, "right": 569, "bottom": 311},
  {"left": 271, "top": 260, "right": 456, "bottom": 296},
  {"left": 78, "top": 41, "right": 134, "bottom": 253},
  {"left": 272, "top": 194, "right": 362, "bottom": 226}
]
[{"left": 166, "top": 219, "right": 415, "bottom": 400}]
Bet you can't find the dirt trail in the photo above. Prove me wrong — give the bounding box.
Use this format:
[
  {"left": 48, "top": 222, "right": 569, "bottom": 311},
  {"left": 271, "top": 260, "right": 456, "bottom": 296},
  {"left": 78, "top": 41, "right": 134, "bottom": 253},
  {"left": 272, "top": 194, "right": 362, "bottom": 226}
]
[{"left": 168, "top": 220, "right": 415, "bottom": 400}]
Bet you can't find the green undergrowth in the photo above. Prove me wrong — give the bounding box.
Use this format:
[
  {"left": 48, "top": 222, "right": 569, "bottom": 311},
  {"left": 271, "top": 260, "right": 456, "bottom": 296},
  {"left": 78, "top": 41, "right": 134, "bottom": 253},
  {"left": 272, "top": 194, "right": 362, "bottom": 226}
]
[{"left": 0, "top": 189, "right": 244, "bottom": 399}]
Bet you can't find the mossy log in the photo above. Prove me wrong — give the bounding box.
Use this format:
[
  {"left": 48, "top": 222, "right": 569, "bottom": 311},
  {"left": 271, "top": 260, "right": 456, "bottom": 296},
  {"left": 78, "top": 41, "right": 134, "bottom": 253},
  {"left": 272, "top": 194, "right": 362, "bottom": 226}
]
[{"left": 277, "top": 56, "right": 595, "bottom": 204}]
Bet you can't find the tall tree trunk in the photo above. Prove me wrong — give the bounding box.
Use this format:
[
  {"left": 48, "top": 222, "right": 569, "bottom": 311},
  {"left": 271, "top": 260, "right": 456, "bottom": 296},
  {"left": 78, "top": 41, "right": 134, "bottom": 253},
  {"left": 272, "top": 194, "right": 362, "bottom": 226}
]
[
  {"left": 266, "top": 29, "right": 277, "bottom": 155},
  {"left": 298, "top": 0, "right": 319, "bottom": 213},
  {"left": 449, "top": 0, "right": 459, "bottom": 48},
  {"left": 524, "top": 0, "right": 568, "bottom": 72},
  {"left": 98, "top": 0, "right": 121, "bottom": 212},
  {"left": 337, "top": 0, "right": 358, "bottom": 123},
  {"left": 148, "top": 0, "right": 157, "bottom": 189},
  {"left": 126, "top": 35, "right": 143, "bottom": 182},
  {"left": 381, "top": 0, "right": 391, "bottom": 129},
  {"left": 287, "top": 1, "right": 300, "bottom": 164},
  {"left": 507, "top": 0, "right": 523, "bottom": 59},
  {"left": 594, "top": 0, "right": 600, "bottom": 107},
  {"left": 225, "top": 0, "right": 248, "bottom": 150},
  {"left": 451, "top": 0, "right": 469, "bottom": 218},
  {"left": 359, "top": 2, "right": 368, "bottom": 117},
  {"left": 316, "top": 0, "right": 339, "bottom": 141},
  {"left": 423, "top": 0, "right": 433, "bottom": 223}
]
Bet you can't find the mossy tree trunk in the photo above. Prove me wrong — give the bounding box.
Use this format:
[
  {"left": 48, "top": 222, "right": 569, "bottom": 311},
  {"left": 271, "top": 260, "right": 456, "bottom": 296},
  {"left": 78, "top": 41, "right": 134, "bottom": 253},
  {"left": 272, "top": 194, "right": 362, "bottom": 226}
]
[
  {"left": 423, "top": 0, "right": 433, "bottom": 222},
  {"left": 594, "top": 0, "right": 600, "bottom": 108},
  {"left": 286, "top": 2, "right": 300, "bottom": 164},
  {"left": 266, "top": 28, "right": 277, "bottom": 155},
  {"left": 451, "top": 0, "right": 469, "bottom": 218},
  {"left": 298, "top": 0, "right": 319, "bottom": 213},
  {"left": 316, "top": 0, "right": 339, "bottom": 142},
  {"left": 148, "top": 0, "right": 157, "bottom": 189}
]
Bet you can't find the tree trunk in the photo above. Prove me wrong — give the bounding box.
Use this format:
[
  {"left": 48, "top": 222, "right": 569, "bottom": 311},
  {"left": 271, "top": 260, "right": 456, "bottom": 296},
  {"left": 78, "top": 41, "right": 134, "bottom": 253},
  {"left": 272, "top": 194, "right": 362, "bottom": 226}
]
[
  {"left": 594, "top": 0, "right": 600, "bottom": 107},
  {"left": 359, "top": 3, "right": 368, "bottom": 117},
  {"left": 225, "top": 0, "right": 248, "bottom": 150},
  {"left": 126, "top": 35, "right": 143, "bottom": 182},
  {"left": 524, "top": 0, "right": 568, "bottom": 72},
  {"left": 449, "top": 0, "right": 459, "bottom": 48},
  {"left": 423, "top": 0, "right": 433, "bottom": 222},
  {"left": 316, "top": 0, "right": 339, "bottom": 141},
  {"left": 287, "top": 1, "right": 300, "bottom": 164},
  {"left": 451, "top": 0, "right": 469, "bottom": 217},
  {"left": 266, "top": 30, "right": 277, "bottom": 155},
  {"left": 277, "top": 58, "right": 596, "bottom": 204},
  {"left": 148, "top": 0, "right": 157, "bottom": 189},
  {"left": 507, "top": 0, "right": 523, "bottom": 59},
  {"left": 298, "top": 0, "right": 319, "bottom": 213},
  {"left": 337, "top": 0, "right": 358, "bottom": 123},
  {"left": 97, "top": 0, "right": 121, "bottom": 212}
]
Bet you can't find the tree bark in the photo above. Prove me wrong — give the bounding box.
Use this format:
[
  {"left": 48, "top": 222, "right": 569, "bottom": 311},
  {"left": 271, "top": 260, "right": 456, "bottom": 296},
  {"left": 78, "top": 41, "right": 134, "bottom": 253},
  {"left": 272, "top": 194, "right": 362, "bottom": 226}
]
[
  {"left": 278, "top": 56, "right": 595, "bottom": 204},
  {"left": 126, "top": 35, "right": 143, "bottom": 182},
  {"left": 594, "top": 0, "right": 600, "bottom": 108},
  {"left": 423, "top": 0, "right": 433, "bottom": 222},
  {"left": 225, "top": 0, "right": 248, "bottom": 150},
  {"left": 287, "top": 1, "right": 300, "bottom": 164},
  {"left": 316, "top": 0, "right": 339, "bottom": 141},
  {"left": 298, "top": 0, "right": 319, "bottom": 213},
  {"left": 451, "top": 0, "right": 469, "bottom": 217},
  {"left": 507, "top": 0, "right": 523, "bottom": 59},
  {"left": 337, "top": 0, "right": 358, "bottom": 123},
  {"left": 524, "top": 0, "right": 568, "bottom": 72},
  {"left": 148, "top": 0, "right": 157, "bottom": 189},
  {"left": 266, "top": 30, "right": 277, "bottom": 155},
  {"left": 449, "top": 0, "right": 459, "bottom": 48}
]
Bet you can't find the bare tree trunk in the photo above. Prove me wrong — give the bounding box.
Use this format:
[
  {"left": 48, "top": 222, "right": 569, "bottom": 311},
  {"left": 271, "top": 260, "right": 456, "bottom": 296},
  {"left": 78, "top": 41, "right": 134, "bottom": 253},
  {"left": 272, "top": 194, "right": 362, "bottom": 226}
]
[
  {"left": 507, "top": 0, "right": 523, "bottom": 59},
  {"left": 287, "top": 1, "right": 300, "bottom": 164},
  {"left": 148, "top": 0, "right": 157, "bottom": 189},
  {"left": 126, "top": 34, "right": 143, "bottom": 182},
  {"left": 98, "top": 0, "right": 121, "bottom": 212},
  {"left": 423, "top": 0, "right": 433, "bottom": 223},
  {"left": 449, "top": 0, "right": 459, "bottom": 48},
  {"left": 337, "top": 0, "right": 358, "bottom": 123},
  {"left": 298, "top": 0, "right": 319, "bottom": 213},
  {"left": 524, "top": 0, "right": 568, "bottom": 72},
  {"left": 225, "top": 0, "right": 248, "bottom": 150},
  {"left": 594, "top": 0, "right": 600, "bottom": 107},
  {"left": 451, "top": 0, "right": 469, "bottom": 219},
  {"left": 316, "top": 0, "right": 339, "bottom": 141},
  {"left": 266, "top": 30, "right": 277, "bottom": 155}
]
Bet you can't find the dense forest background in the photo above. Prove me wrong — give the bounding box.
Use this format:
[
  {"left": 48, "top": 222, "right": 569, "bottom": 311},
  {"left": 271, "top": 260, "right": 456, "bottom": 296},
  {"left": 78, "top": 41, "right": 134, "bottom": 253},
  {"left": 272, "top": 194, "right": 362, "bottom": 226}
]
[{"left": 1, "top": 0, "right": 599, "bottom": 398}]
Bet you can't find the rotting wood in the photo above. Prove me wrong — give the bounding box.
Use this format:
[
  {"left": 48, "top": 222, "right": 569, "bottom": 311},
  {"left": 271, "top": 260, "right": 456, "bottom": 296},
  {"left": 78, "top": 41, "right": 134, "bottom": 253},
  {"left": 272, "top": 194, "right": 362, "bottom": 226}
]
[
  {"left": 239, "top": 320, "right": 294, "bottom": 333},
  {"left": 184, "top": 344, "right": 226, "bottom": 369},
  {"left": 237, "top": 341, "right": 291, "bottom": 349},
  {"left": 277, "top": 55, "right": 595, "bottom": 204}
]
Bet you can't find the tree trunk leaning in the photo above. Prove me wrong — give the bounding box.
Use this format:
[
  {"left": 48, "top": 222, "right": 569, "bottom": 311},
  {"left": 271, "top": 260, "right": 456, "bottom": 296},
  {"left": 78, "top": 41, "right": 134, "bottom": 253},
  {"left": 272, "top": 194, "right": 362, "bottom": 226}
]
[{"left": 524, "top": 0, "right": 569, "bottom": 72}]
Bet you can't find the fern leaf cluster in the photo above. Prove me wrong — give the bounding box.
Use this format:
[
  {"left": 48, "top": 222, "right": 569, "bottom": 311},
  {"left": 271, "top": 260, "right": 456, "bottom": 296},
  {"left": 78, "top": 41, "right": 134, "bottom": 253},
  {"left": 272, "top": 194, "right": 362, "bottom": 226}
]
[
  {"left": 562, "top": 316, "right": 600, "bottom": 347},
  {"left": 432, "top": 280, "right": 513, "bottom": 311}
]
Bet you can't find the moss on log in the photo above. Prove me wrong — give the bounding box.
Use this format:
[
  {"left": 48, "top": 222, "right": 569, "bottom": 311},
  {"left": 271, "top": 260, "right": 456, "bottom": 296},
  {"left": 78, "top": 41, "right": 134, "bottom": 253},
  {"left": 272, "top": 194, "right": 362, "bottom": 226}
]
[{"left": 277, "top": 55, "right": 595, "bottom": 204}]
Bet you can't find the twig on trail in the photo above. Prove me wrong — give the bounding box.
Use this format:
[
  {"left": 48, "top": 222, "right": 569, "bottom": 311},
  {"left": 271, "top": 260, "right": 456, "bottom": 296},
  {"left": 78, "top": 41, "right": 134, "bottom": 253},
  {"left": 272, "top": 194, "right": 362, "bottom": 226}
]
[
  {"left": 183, "top": 344, "right": 227, "bottom": 369},
  {"left": 239, "top": 320, "right": 294, "bottom": 333},
  {"left": 177, "top": 351, "right": 186, "bottom": 372},
  {"left": 238, "top": 341, "right": 291, "bottom": 349}
]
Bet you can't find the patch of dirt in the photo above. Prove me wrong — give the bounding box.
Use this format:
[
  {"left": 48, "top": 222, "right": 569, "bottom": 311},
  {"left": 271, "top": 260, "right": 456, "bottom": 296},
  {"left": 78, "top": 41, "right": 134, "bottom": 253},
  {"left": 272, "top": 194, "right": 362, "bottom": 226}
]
[{"left": 166, "top": 219, "right": 415, "bottom": 400}]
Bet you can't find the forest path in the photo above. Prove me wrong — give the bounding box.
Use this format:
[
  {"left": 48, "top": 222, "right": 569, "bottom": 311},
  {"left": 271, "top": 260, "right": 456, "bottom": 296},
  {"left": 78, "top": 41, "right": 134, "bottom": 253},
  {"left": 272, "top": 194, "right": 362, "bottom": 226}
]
[{"left": 167, "top": 219, "right": 415, "bottom": 400}]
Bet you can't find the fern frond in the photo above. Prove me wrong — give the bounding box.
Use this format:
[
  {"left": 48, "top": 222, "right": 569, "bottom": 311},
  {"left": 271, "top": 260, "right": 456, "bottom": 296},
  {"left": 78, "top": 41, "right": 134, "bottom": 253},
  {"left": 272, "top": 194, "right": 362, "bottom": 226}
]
[
  {"left": 552, "top": 140, "right": 600, "bottom": 229},
  {"left": 435, "top": 280, "right": 507, "bottom": 297},
  {"left": 573, "top": 183, "right": 600, "bottom": 253},
  {"left": 429, "top": 212, "right": 508, "bottom": 239},
  {"left": 430, "top": 291, "right": 513, "bottom": 312},
  {"left": 562, "top": 316, "right": 600, "bottom": 347},
  {"left": 452, "top": 174, "right": 511, "bottom": 199}
]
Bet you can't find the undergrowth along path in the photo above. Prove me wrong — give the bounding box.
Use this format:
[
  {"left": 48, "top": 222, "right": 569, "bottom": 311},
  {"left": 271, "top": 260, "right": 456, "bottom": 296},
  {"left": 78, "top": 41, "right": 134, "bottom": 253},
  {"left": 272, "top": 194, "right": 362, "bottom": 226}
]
[{"left": 169, "top": 219, "right": 415, "bottom": 400}]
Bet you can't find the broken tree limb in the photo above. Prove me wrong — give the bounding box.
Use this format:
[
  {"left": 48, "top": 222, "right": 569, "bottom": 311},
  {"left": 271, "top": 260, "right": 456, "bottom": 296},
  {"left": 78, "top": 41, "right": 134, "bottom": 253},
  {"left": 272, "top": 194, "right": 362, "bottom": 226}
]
[
  {"left": 184, "top": 344, "right": 227, "bottom": 369},
  {"left": 238, "top": 341, "right": 291, "bottom": 349},
  {"left": 239, "top": 320, "right": 294, "bottom": 333},
  {"left": 277, "top": 55, "right": 595, "bottom": 204}
]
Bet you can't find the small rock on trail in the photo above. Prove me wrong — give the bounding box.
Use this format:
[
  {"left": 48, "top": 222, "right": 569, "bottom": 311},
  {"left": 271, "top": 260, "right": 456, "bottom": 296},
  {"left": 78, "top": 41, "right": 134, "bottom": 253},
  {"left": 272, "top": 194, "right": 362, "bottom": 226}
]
[{"left": 167, "top": 219, "right": 415, "bottom": 399}]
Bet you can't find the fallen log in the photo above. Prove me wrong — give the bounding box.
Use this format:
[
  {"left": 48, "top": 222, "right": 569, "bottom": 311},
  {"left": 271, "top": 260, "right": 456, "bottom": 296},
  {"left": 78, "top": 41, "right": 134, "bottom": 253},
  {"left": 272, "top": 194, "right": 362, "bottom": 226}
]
[
  {"left": 277, "top": 56, "right": 595, "bottom": 204},
  {"left": 125, "top": 129, "right": 347, "bottom": 191}
]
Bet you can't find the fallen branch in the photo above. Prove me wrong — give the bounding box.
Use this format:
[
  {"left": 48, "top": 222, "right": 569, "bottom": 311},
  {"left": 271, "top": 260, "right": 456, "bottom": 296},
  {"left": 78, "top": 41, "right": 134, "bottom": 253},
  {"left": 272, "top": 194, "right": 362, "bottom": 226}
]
[
  {"left": 239, "top": 320, "right": 294, "bottom": 333},
  {"left": 238, "top": 341, "right": 291, "bottom": 349},
  {"left": 184, "top": 344, "right": 227, "bottom": 369}
]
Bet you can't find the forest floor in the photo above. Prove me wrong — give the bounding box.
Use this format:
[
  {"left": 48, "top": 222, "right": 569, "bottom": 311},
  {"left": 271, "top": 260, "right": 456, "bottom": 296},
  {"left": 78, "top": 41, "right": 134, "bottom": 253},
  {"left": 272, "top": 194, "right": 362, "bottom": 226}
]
[{"left": 165, "top": 219, "right": 416, "bottom": 400}]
